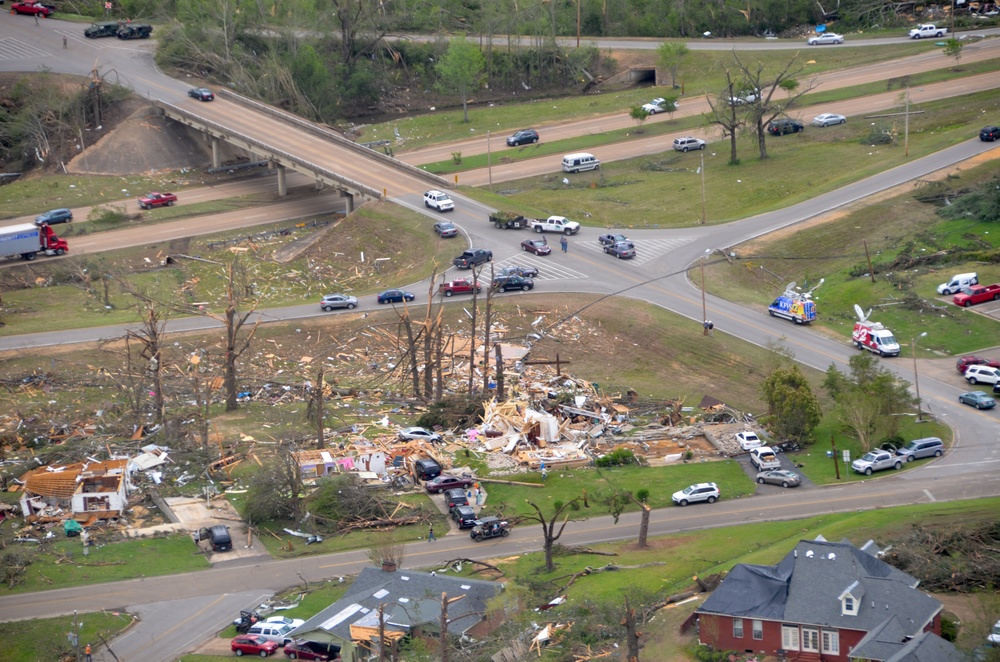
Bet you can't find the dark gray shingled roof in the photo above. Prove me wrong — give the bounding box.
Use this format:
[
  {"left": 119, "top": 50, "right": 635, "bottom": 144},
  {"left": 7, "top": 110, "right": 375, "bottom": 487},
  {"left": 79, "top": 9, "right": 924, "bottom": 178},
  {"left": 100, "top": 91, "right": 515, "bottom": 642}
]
[{"left": 851, "top": 619, "right": 966, "bottom": 662}]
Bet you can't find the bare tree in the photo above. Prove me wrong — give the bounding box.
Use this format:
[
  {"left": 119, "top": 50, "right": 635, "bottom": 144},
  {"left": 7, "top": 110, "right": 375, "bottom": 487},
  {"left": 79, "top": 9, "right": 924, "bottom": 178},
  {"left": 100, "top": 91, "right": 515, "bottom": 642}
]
[
  {"left": 215, "top": 256, "right": 261, "bottom": 411},
  {"left": 522, "top": 497, "right": 584, "bottom": 573},
  {"left": 704, "top": 68, "right": 748, "bottom": 165},
  {"left": 126, "top": 301, "right": 168, "bottom": 424},
  {"left": 731, "top": 51, "right": 816, "bottom": 159},
  {"left": 606, "top": 489, "right": 651, "bottom": 548},
  {"left": 366, "top": 532, "right": 406, "bottom": 569}
]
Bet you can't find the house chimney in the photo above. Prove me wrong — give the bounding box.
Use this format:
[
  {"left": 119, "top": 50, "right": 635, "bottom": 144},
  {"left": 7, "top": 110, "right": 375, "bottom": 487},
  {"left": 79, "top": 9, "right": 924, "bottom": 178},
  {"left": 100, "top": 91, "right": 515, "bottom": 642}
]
[{"left": 381, "top": 561, "right": 397, "bottom": 573}]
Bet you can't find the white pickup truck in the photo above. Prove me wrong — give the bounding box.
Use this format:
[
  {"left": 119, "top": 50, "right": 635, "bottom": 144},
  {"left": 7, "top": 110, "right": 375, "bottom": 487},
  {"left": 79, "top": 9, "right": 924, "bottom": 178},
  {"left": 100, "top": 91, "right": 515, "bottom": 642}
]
[
  {"left": 908, "top": 23, "right": 947, "bottom": 39},
  {"left": 529, "top": 215, "right": 580, "bottom": 235},
  {"left": 749, "top": 446, "right": 781, "bottom": 471}
]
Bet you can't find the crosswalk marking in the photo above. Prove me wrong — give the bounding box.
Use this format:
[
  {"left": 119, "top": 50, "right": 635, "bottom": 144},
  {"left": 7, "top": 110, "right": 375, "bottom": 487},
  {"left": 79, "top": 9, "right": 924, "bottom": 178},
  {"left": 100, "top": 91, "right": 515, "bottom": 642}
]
[
  {"left": 581, "top": 236, "right": 694, "bottom": 266},
  {"left": 493, "top": 255, "right": 589, "bottom": 281},
  {"left": 0, "top": 38, "right": 50, "bottom": 60}
]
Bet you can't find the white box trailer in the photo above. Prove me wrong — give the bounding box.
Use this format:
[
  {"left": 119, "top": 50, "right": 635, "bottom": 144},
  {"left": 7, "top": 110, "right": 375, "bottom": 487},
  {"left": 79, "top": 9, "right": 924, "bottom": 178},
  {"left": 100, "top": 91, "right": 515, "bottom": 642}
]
[{"left": 0, "top": 223, "right": 69, "bottom": 260}]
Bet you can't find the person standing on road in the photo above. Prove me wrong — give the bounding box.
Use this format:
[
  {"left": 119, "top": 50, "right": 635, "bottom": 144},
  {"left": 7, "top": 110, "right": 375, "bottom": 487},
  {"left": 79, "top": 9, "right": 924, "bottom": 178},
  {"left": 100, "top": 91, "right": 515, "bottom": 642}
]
[
  {"left": 560, "top": 236, "right": 568, "bottom": 253},
  {"left": 85, "top": 644, "right": 92, "bottom": 662},
  {"left": 428, "top": 525, "right": 436, "bottom": 542}
]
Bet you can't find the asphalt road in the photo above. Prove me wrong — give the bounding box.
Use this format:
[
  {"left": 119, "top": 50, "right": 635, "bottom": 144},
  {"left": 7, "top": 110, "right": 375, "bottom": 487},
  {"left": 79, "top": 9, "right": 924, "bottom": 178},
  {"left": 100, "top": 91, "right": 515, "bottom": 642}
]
[{"left": 2, "top": 16, "right": 1000, "bottom": 662}]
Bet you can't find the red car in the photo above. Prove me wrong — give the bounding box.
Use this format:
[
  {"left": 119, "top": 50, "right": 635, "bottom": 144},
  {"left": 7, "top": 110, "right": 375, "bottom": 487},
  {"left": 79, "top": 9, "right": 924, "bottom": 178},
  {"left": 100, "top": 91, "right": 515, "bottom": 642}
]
[
  {"left": 521, "top": 238, "right": 552, "bottom": 255},
  {"left": 283, "top": 640, "right": 341, "bottom": 660},
  {"left": 953, "top": 283, "right": 1000, "bottom": 307},
  {"left": 956, "top": 355, "right": 1000, "bottom": 374},
  {"left": 231, "top": 634, "right": 279, "bottom": 656},
  {"left": 138, "top": 192, "right": 178, "bottom": 209},
  {"left": 424, "top": 474, "right": 475, "bottom": 494}
]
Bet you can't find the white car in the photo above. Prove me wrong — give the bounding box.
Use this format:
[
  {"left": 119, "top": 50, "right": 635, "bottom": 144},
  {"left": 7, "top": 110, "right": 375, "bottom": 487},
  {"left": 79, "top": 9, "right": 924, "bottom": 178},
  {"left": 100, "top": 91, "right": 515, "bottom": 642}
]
[
  {"left": 641, "top": 98, "right": 677, "bottom": 114},
  {"left": 728, "top": 89, "right": 759, "bottom": 106},
  {"left": 398, "top": 426, "right": 443, "bottom": 442},
  {"left": 812, "top": 113, "right": 846, "bottom": 127},
  {"left": 423, "top": 190, "right": 454, "bottom": 212},
  {"left": 672, "top": 482, "right": 720, "bottom": 506},
  {"left": 736, "top": 431, "right": 763, "bottom": 451},
  {"left": 808, "top": 32, "right": 844, "bottom": 45},
  {"left": 246, "top": 622, "right": 298, "bottom": 646},
  {"left": 965, "top": 365, "right": 1000, "bottom": 385},
  {"left": 263, "top": 616, "right": 305, "bottom": 630}
]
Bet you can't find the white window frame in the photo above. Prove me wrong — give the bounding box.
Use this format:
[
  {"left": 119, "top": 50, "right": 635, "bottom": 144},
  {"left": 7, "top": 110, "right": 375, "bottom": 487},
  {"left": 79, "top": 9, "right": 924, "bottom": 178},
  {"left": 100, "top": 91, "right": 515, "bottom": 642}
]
[
  {"left": 752, "top": 619, "right": 763, "bottom": 640},
  {"left": 843, "top": 595, "right": 855, "bottom": 614},
  {"left": 782, "top": 625, "right": 800, "bottom": 650},
  {"left": 733, "top": 618, "right": 744, "bottom": 638},
  {"left": 822, "top": 630, "right": 840, "bottom": 655},
  {"left": 802, "top": 627, "right": 819, "bottom": 652}
]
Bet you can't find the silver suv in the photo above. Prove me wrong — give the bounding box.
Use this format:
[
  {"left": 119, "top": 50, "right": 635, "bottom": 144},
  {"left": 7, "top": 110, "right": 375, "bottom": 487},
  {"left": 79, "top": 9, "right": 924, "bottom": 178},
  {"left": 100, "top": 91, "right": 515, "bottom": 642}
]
[
  {"left": 673, "top": 137, "right": 706, "bottom": 152},
  {"left": 672, "top": 482, "right": 719, "bottom": 506},
  {"left": 851, "top": 450, "right": 902, "bottom": 475},
  {"left": 895, "top": 437, "right": 944, "bottom": 462}
]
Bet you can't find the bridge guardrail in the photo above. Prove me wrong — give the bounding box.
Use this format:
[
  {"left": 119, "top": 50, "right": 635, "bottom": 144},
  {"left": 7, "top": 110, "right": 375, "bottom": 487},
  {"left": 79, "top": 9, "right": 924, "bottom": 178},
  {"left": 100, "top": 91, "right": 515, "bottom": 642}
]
[{"left": 217, "top": 89, "right": 452, "bottom": 190}]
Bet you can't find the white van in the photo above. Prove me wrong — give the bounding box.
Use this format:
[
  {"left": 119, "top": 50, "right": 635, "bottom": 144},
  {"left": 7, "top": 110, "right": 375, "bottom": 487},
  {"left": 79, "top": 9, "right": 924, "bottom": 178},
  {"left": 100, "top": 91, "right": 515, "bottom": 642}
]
[
  {"left": 562, "top": 152, "right": 600, "bottom": 173},
  {"left": 937, "top": 272, "right": 978, "bottom": 295}
]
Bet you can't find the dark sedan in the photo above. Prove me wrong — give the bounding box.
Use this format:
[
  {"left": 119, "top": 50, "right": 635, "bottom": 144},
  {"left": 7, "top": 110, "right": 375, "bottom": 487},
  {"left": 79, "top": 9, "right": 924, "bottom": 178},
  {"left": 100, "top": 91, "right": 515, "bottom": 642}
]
[
  {"left": 34, "top": 208, "right": 73, "bottom": 225},
  {"left": 598, "top": 233, "right": 628, "bottom": 246},
  {"left": 499, "top": 265, "right": 539, "bottom": 278},
  {"left": 377, "top": 289, "right": 415, "bottom": 304},
  {"left": 425, "top": 474, "right": 475, "bottom": 493},
  {"left": 434, "top": 221, "right": 458, "bottom": 238},
  {"left": 604, "top": 241, "right": 636, "bottom": 259},
  {"left": 755, "top": 470, "right": 802, "bottom": 488},
  {"left": 493, "top": 275, "right": 534, "bottom": 292},
  {"left": 188, "top": 87, "right": 215, "bottom": 101},
  {"left": 521, "top": 238, "right": 552, "bottom": 255}
]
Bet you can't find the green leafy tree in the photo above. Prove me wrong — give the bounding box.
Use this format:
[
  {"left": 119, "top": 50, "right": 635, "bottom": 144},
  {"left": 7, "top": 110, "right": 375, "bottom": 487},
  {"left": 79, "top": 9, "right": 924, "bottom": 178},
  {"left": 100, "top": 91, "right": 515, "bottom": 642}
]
[
  {"left": 656, "top": 42, "right": 690, "bottom": 88},
  {"left": 760, "top": 365, "right": 821, "bottom": 443},
  {"left": 629, "top": 105, "right": 650, "bottom": 130},
  {"left": 823, "top": 353, "right": 917, "bottom": 451},
  {"left": 943, "top": 38, "right": 963, "bottom": 67},
  {"left": 435, "top": 35, "right": 485, "bottom": 123}
]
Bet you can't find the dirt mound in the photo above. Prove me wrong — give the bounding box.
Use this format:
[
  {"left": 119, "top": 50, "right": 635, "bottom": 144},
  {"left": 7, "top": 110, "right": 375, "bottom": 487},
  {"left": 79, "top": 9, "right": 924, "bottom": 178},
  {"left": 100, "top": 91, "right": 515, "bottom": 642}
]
[{"left": 67, "top": 102, "right": 244, "bottom": 176}]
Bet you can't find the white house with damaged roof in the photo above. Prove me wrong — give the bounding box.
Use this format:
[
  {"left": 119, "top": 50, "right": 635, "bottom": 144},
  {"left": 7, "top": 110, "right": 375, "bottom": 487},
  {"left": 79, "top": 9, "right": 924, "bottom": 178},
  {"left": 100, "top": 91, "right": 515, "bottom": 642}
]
[
  {"left": 287, "top": 563, "right": 504, "bottom": 661},
  {"left": 693, "top": 537, "right": 964, "bottom": 661}
]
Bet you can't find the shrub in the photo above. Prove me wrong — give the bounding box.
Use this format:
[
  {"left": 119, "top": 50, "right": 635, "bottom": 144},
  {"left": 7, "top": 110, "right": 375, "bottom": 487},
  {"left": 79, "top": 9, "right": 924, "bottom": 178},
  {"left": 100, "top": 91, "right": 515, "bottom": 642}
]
[{"left": 595, "top": 447, "right": 638, "bottom": 467}]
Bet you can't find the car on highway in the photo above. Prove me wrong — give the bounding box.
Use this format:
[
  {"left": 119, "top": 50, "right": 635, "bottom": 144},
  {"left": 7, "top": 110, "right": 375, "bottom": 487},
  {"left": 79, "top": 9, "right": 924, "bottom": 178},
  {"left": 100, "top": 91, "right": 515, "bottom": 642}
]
[
  {"left": 377, "top": 289, "right": 415, "bottom": 304},
  {"left": 641, "top": 97, "right": 676, "bottom": 114},
  {"left": 231, "top": 634, "right": 279, "bottom": 656},
  {"left": 736, "top": 431, "right": 763, "bottom": 451},
  {"left": 981, "top": 126, "right": 1000, "bottom": 141},
  {"left": 521, "top": 238, "right": 551, "bottom": 255},
  {"left": 425, "top": 474, "right": 474, "bottom": 493},
  {"left": 34, "top": 208, "right": 73, "bottom": 225},
  {"left": 895, "top": 437, "right": 944, "bottom": 462},
  {"left": 451, "top": 504, "right": 478, "bottom": 528},
  {"left": 956, "top": 355, "right": 1000, "bottom": 373},
  {"left": 672, "top": 136, "right": 706, "bottom": 152},
  {"left": 598, "top": 233, "right": 629, "bottom": 246},
  {"left": 965, "top": 365, "right": 1000, "bottom": 385},
  {"left": 672, "top": 482, "right": 719, "bottom": 506},
  {"left": 959, "top": 391, "right": 996, "bottom": 409},
  {"left": 851, "top": 450, "right": 902, "bottom": 475},
  {"left": 604, "top": 241, "right": 636, "bottom": 259},
  {"left": 498, "top": 265, "right": 539, "bottom": 279},
  {"left": 433, "top": 221, "right": 458, "bottom": 238},
  {"left": 492, "top": 275, "right": 534, "bottom": 292},
  {"left": 319, "top": 294, "right": 358, "bottom": 311},
  {"left": 812, "top": 113, "right": 846, "bottom": 127},
  {"left": 188, "top": 87, "right": 215, "bottom": 101},
  {"left": 767, "top": 118, "right": 804, "bottom": 135},
  {"left": 423, "top": 190, "right": 455, "bottom": 212},
  {"left": 506, "top": 129, "right": 539, "bottom": 146},
  {"left": 728, "top": 89, "right": 759, "bottom": 106},
  {"left": 755, "top": 469, "right": 801, "bottom": 488},
  {"left": 398, "top": 426, "right": 442, "bottom": 442},
  {"left": 807, "top": 32, "right": 844, "bottom": 45},
  {"left": 138, "top": 192, "right": 177, "bottom": 209}
]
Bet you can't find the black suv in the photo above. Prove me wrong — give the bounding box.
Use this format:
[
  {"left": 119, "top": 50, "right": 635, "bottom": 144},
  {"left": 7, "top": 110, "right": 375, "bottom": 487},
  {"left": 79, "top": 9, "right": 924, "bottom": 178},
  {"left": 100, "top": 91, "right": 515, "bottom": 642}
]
[
  {"left": 492, "top": 275, "right": 535, "bottom": 292},
  {"left": 451, "top": 505, "right": 477, "bottom": 528},
  {"left": 767, "top": 118, "right": 804, "bottom": 135},
  {"left": 453, "top": 248, "right": 492, "bottom": 269},
  {"left": 981, "top": 126, "right": 1000, "bottom": 142},
  {"left": 444, "top": 488, "right": 469, "bottom": 509},
  {"left": 506, "top": 129, "right": 539, "bottom": 146}
]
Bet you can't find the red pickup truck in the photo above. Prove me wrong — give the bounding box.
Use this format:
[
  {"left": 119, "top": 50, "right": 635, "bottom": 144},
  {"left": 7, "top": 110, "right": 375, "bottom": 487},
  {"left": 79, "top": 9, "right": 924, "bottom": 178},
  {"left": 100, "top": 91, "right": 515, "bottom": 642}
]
[
  {"left": 11, "top": 2, "right": 56, "bottom": 15},
  {"left": 953, "top": 283, "right": 1000, "bottom": 307},
  {"left": 438, "top": 278, "right": 483, "bottom": 297},
  {"left": 138, "top": 192, "right": 178, "bottom": 209}
]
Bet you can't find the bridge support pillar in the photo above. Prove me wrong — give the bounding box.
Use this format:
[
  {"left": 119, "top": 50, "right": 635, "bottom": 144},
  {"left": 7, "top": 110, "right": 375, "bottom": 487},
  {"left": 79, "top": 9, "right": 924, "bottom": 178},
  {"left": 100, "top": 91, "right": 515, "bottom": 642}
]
[
  {"left": 342, "top": 191, "right": 354, "bottom": 214},
  {"left": 315, "top": 179, "right": 324, "bottom": 191},
  {"left": 276, "top": 164, "right": 287, "bottom": 197},
  {"left": 211, "top": 138, "right": 221, "bottom": 169}
]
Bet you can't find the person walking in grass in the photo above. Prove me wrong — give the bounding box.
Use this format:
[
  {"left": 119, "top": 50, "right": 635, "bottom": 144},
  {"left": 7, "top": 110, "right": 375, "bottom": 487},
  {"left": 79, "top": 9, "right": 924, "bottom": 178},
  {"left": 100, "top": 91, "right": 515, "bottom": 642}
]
[{"left": 428, "top": 525, "right": 436, "bottom": 542}]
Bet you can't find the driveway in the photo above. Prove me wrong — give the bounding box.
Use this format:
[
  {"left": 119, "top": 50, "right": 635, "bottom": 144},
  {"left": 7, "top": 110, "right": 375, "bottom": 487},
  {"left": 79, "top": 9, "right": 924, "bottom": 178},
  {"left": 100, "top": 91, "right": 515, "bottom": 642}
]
[{"left": 732, "top": 450, "right": 818, "bottom": 492}]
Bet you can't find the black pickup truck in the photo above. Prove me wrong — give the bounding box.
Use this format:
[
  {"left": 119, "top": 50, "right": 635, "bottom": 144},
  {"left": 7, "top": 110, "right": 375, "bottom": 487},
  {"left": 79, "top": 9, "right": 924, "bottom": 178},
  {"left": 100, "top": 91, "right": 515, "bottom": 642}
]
[{"left": 453, "top": 248, "right": 493, "bottom": 269}]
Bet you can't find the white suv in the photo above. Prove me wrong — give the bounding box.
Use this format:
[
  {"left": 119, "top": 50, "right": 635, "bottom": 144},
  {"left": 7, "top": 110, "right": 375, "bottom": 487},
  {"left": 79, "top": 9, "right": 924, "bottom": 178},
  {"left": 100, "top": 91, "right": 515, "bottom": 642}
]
[
  {"left": 672, "top": 482, "right": 720, "bottom": 506},
  {"left": 424, "top": 190, "right": 454, "bottom": 212},
  {"left": 673, "top": 137, "right": 706, "bottom": 152},
  {"left": 965, "top": 365, "right": 1000, "bottom": 385}
]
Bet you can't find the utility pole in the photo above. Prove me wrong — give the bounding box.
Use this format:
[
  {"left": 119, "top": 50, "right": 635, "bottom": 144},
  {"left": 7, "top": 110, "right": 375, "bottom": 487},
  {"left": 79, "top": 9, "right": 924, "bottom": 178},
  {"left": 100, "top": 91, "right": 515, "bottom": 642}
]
[
  {"left": 576, "top": 0, "right": 581, "bottom": 47},
  {"left": 831, "top": 435, "right": 840, "bottom": 480},
  {"left": 699, "top": 151, "right": 707, "bottom": 225},
  {"left": 486, "top": 130, "right": 492, "bottom": 185},
  {"left": 913, "top": 332, "right": 928, "bottom": 421},
  {"left": 904, "top": 87, "right": 910, "bottom": 158},
  {"left": 700, "top": 249, "right": 711, "bottom": 335}
]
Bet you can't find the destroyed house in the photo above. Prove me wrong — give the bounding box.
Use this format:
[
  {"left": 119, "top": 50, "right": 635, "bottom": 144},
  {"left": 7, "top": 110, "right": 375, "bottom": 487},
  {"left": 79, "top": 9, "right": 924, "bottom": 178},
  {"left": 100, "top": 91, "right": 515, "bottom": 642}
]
[
  {"left": 289, "top": 564, "right": 503, "bottom": 661},
  {"left": 19, "top": 460, "right": 129, "bottom": 522},
  {"left": 293, "top": 448, "right": 389, "bottom": 479},
  {"left": 694, "top": 538, "right": 943, "bottom": 661}
]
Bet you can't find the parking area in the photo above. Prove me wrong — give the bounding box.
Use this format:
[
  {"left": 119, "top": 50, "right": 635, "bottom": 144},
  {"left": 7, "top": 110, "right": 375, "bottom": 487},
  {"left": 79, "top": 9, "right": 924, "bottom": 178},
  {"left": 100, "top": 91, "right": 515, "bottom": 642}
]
[{"left": 732, "top": 451, "right": 818, "bottom": 493}]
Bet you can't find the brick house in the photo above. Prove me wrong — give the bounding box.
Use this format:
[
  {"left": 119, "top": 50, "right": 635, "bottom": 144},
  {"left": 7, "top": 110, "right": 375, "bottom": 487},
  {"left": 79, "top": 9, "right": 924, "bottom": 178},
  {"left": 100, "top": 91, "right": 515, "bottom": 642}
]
[{"left": 694, "top": 538, "right": 950, "bottom": 661}]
